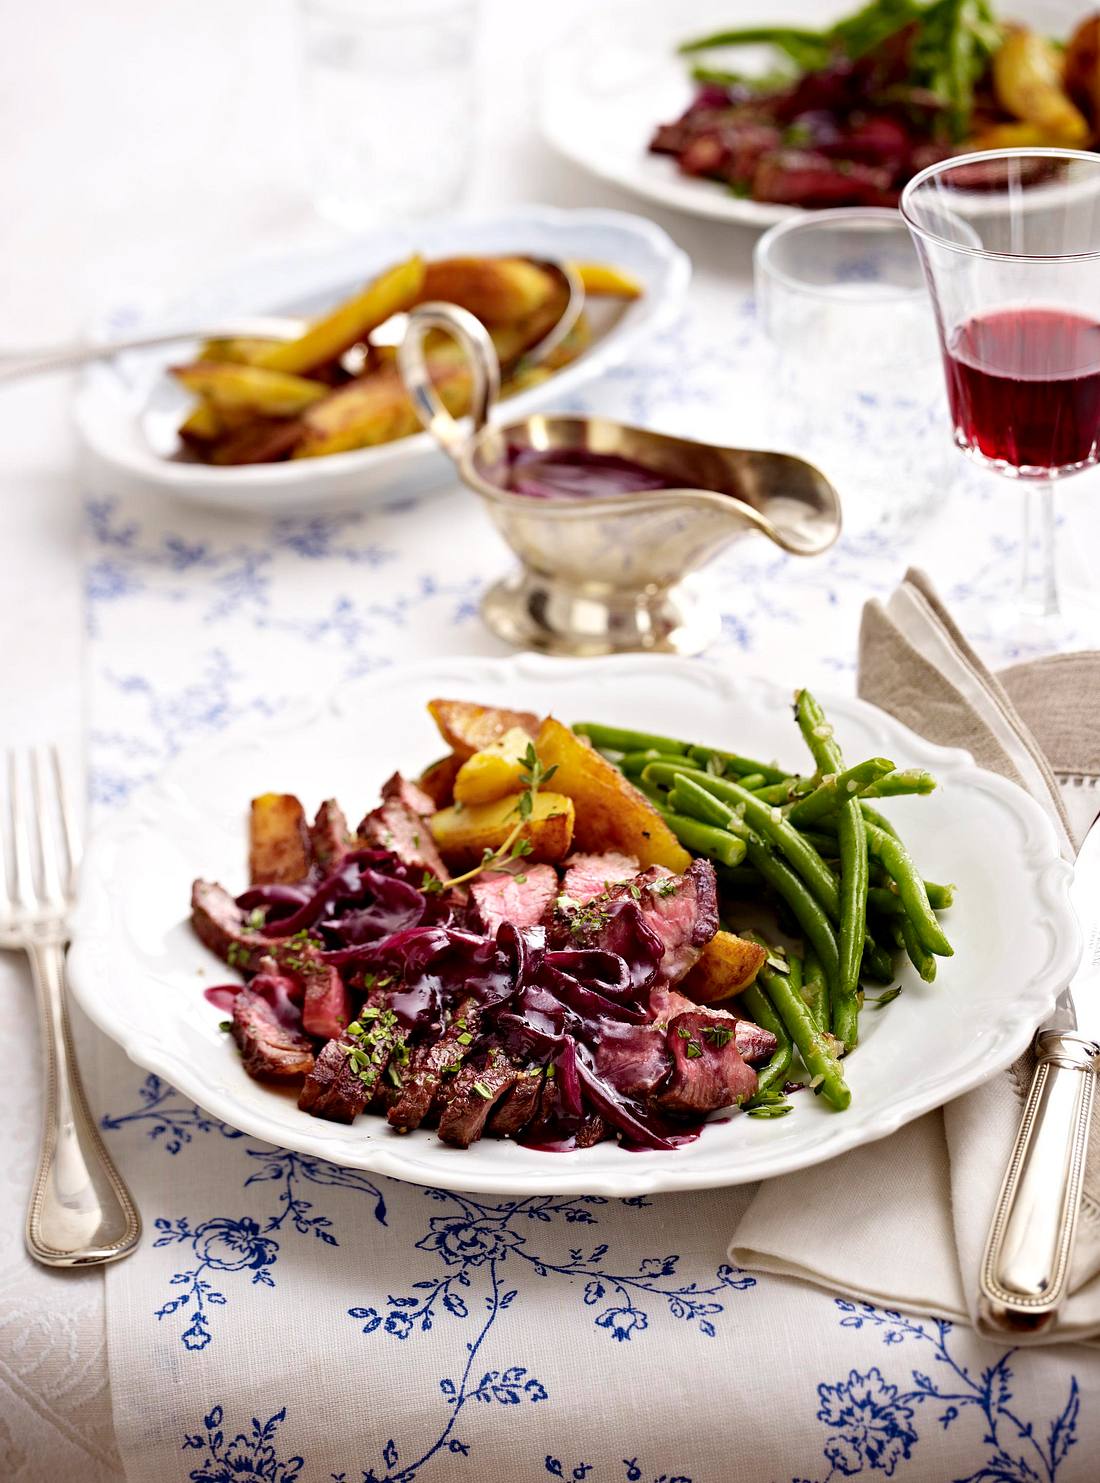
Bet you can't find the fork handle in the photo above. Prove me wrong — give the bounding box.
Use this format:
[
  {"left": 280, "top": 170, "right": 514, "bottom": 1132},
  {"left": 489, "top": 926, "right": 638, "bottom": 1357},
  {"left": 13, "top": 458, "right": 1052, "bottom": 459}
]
[{"left": 25, "top": 939, "right": 141, "bottom": 1266}]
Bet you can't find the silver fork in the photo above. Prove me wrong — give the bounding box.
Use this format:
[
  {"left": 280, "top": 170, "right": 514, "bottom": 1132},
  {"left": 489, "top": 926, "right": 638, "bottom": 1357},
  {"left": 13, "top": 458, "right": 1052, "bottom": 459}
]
[{"left": 2, "top": 748, "right": 140, "bottom": 1266}]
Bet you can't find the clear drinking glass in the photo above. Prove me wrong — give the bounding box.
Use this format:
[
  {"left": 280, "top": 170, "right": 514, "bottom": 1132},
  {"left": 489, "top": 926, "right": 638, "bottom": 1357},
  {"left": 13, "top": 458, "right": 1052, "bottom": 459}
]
[
  {"left": 296, "top": 0, "right": 479, "bottom": 229},
  {"left": 754, "top": 209, "right": 953, "bottom": 536},
  {"left": 901, "top": 149, "right": 1100, "bottom": 646}
]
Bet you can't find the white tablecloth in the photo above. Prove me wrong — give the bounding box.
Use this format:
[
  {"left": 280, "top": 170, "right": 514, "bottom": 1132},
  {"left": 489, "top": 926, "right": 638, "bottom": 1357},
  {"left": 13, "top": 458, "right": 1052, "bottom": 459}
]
[{"left": 3, "top": 3, "right": 1100, "bottom": 1479}]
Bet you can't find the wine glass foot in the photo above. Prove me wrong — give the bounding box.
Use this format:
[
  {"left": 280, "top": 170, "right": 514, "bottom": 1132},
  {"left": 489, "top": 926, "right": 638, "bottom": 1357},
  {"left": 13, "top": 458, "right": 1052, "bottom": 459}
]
[{"left": 981, "top": 588, "right": 1100, "bottom": 660}]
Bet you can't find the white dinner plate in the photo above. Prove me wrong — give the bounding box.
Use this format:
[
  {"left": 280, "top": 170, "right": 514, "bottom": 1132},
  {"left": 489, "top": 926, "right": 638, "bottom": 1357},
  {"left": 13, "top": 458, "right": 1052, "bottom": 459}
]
[
  {"left": 74, "top": 207, "right": 690, "bottom": 515},
  {"left": 540, "top": 0, "right": 1082, "bottom": 228},
  {"left": 69, "top": 653, "right": 1078, "bottom": 1197}
]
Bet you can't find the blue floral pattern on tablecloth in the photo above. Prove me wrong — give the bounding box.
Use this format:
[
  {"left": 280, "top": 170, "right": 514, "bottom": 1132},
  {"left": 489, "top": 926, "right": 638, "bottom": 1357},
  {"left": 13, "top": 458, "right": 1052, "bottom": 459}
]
[{"left": 86, "top": 291, "right": 1097, "bottom": 1482}]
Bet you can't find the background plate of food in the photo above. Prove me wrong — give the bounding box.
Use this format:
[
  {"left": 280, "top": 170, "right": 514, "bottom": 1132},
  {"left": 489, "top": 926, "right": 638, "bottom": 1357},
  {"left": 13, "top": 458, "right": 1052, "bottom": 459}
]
[
  {"left": 540, "top": 0, "right": 1095, "bottom": 225},
  {"left": 74, "top": 207, "right": 690, "bottom": 514},
  {"left": 68, "top": 653, "right": 1078, "bottom": 1197}
]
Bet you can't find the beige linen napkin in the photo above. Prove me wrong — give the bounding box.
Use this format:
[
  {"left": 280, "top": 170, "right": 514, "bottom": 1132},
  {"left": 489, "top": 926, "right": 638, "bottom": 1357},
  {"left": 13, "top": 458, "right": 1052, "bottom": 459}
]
[{"left": 731, "top": 568, "right": 1100, "bottom": 1343}]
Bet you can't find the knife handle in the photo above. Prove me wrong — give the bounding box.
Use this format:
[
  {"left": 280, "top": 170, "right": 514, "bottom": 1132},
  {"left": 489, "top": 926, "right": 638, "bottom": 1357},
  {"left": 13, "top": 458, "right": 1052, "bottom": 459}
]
[{"left": 978, "top": 1031, "right": 1097, "bottom": 1338}]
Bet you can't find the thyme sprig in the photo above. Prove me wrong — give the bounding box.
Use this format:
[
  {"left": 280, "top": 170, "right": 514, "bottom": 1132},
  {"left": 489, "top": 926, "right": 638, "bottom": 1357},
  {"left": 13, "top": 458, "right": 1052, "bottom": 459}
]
[{"left": 433, "top": 743, "right": 558, "bottom": 893}]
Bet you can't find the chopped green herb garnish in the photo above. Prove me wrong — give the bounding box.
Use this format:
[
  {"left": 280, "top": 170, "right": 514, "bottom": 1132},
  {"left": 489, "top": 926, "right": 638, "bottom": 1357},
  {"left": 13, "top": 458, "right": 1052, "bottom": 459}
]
[
  {"left": 227, "top": 941, "right": 250, "bottom": 970},
  {"left": 219, "top": 1019, "right": 233, "bottom": 1033},
  {"left": 684, "top": 1040, "right": 703, "bottom": 1059},
  {"left": 473, "top": 1080, "right": 494, "bottom": 1099},
  {"left": 457, "top": 1031, "right": 473, "bottom": 1046},
  {"left": 702, "top": 1024, "right": 733, "bottom": 1048},
  {"left": 246, "top": 907, "right": 266, "bottom": 931},
  {"left": 867, "top": 986, "right": 904, "bottom": 1009}
]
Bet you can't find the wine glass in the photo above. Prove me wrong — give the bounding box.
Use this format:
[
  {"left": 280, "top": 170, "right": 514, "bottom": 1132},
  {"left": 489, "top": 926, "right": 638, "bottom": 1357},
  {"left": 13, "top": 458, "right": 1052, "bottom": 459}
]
[{"left": 901, "top": 148, "right": 1100, "bottom": 648}]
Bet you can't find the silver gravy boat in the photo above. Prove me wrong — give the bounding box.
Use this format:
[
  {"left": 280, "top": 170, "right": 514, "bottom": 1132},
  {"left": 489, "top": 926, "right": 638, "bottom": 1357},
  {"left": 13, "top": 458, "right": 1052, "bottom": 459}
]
[{"left": 398, "top": 303, "right": 842, "bottom": 657}]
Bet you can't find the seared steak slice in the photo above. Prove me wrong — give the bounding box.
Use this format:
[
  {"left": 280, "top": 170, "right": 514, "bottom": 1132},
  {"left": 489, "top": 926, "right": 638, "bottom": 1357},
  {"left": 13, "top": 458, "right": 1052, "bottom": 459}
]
[
  {"left": 486, "top": 1067, "right": 544, "bottom": 1137},
  {"left": 309, "top": 799, "right": 350, "bottom": 873},
  {"left": 387, "top": 999, "right": 483, "bottom": 1133},
  {"left": 437, "top": 1053, "right": 521, "bottom": 1148},
  {"left": 298, "top": 1038, "right": 368, "bottom": 1123},
  {"left": 657, "top": 1009, "right": 758, "bottom": 1116},
  {"left": 649, "top": 986, "right": 776, "bottom": 1064},
  {"left": 192, "top": 880, "right": 274, "bottom": 974},
  {"left": 298, "top": 954, "right": 351, "bottom": 1041},
  {"left": 619, "top": 860, "right": 719, "bottom": 984},
  {"left": 574, "top": 1112, "right": 608, "bottom": 1148},
  {"left": 469, "top": 863, "right": 558, "bottom": 935},
  {"left": 594, "top": 1021, "right": 671, "bottom": 1099},
  {"left": 561, "top": 851, "right": 639, "bottom": 904},
  {"left": 381, "top": 771, "right": 436, "bottom": 818},
  {"left": 358, "top": 798, "right": 448, "bottom": 881},
  {"left": 231, "top": 988, "right": 314, "bottom": 1083}
]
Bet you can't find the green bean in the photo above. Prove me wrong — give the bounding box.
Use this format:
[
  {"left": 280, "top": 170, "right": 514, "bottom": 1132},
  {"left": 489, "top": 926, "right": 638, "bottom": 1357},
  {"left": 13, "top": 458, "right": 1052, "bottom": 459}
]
[
  {"left": 748, "top": 934, "right": 851, "bottom": 1111},
  {"left": 738, "top": 772, "right": 767, "bottom": 791},
  {"left": 892, "top": 918, "right": 937, "bottom": 983},
  {"left": 861, "top": 934, "right": 895, "bottom": 984},
  {"left": 751, "top": 777, "right": 814, "bottom": 805},
  {"left": 573, "top": 723, "right": 690, "bottom": 755},
  {"left": 795, "top": 690, "right": 867, "bottom": 1052},
  {"left": 649, "top": 762, "right": 840, "bottom": 918},
  {"left": 686, "top": 745, "right": 789, "bottom": 784},
  {"left": 860, "top": 802, "right": 900, "bottom": 838},
  {"left": 925, "top": 882, "right": 954, "bottom": 911},
  {"left": 802, "top": 948, "right": 828, "bottom": 1032},
  {"left": 864, "top": 823, "right": 953, "bottom": 957},
  {"left": 619, "top": 749, "right": 691, "bottom": 778},
  {"left": 786, "top": 757, "right": 895, "bottom": 827},
  {"left": 658, "top": 809, "right": 748, "bottom": 868},
  {"left": 861, "top": 768, "right": 937, "bottom": 799},
  {"left": 737, "top": 983, "right": 792, "bottom": 1098},
  {"left": 666, "top": 772, "right": 842, "bottom": 987}
]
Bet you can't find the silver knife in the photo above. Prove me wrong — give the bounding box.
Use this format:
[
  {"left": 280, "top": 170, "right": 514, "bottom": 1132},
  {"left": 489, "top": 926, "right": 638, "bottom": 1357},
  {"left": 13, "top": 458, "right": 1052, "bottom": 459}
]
[{"left": 977, "top": 810, "right": 1100, "bottom": 1338}]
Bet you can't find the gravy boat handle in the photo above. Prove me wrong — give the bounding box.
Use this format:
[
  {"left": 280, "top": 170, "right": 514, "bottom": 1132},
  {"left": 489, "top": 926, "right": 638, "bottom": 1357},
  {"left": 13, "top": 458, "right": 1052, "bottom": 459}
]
[{"left": 398, "top": 303, "right": 501, "bottom": 460}]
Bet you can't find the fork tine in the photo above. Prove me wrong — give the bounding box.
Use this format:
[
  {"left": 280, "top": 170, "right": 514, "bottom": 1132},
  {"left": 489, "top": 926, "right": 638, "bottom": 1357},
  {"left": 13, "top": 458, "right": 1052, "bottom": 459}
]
[
  {"left": 31, "top": 747, "right": 65, "bottom": 910},
  {"left": 7, "top": 750, "right": 35, "bottom": 912},
  {"left": 50, "top": 747, "right": 79, "bottom": 897}
]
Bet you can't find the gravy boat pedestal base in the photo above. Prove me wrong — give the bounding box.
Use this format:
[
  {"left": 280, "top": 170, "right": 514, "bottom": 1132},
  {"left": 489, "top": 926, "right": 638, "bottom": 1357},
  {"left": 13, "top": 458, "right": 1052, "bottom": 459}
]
[
  {"left": 481, "top": 569, "right": 719, "bottom": 657},
  {"left": 398, "top": 304, "right": 842, "bottom": 659}
]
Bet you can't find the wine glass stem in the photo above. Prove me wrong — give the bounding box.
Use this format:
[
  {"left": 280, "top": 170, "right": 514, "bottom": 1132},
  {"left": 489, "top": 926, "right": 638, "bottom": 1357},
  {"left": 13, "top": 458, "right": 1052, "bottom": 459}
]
[{"left": 1020, "top": 481, "right": 1059, "bottom": 620}]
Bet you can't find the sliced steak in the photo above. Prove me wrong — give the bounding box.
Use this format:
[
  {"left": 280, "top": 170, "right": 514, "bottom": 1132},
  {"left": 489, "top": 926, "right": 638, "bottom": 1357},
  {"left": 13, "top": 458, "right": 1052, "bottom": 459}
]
[
  {"left": 387, "top": 999, "right": 483, "bottom": 1133},
  {"left": 561, "top": 851, "right": 639, "bottom": 904},
  {"left": 437, "top": 1053, "right": 522, "bottom": 1148},
  {"left": 469, "top": 863, "right": 558, "bottom": 935},
  {"left": 358, "top": 798, "right": 448, "bottom": 881},
  {"left": 297, "top": 954, "right": 351, "bottom": 1041},
  {"left": 231, "top": 989, "right": 315, "bottom": 1083},
  {"left": 594, "top": 1021, "right": 671, "bottom": 1099},
  {"left": 622, "top": 860, "right": 719, "bottom": 984},
  {"left": 191, "top": 880, "right": 274, "bottom": 974},
  {"left": 649, "top": 986, "right": 777, "bottom": 1064},
  {"left": 486, "top": 1067, "right": 544, "bottom": 1137},
  {"left": 309, "top": 799, "right": 350, "bottom": 873},
  {"left": 298, "top": 1038, "right": 369, "bottom": 1123},
  {"left": 381, "top": 771, "right": 436, "bottom": 818},
  {"left": 574, "top": 1112, "right": 608, "bottom": 1148},
  {"left": 657, "top": 1010, "right": 758, "bottom": 1116}
]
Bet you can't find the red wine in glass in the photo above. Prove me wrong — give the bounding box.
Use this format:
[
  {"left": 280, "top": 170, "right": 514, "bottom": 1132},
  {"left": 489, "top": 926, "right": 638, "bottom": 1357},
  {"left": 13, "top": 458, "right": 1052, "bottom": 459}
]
[{"left": 944, "top": 307, "right": 1100, "bottom": 475}]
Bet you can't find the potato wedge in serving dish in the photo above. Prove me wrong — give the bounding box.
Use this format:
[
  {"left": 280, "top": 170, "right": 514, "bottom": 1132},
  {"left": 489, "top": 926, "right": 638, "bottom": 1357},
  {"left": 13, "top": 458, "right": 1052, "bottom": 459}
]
[{"left": 171, "top": 253, "right": 643, "bottom": 467}]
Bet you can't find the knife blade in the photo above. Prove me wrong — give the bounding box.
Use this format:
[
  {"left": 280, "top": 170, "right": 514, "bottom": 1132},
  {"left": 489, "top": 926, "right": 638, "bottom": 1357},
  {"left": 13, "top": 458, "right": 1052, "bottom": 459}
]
[{"left": 977, "top": 811, "right": 1100, "bottom": 1338}]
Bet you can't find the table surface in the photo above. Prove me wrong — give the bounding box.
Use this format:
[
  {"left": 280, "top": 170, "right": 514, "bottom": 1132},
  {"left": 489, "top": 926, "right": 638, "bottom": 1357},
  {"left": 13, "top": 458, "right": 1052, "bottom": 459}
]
[{"left": 2, "top": 3, "right": 1099, "bottom": 1480}]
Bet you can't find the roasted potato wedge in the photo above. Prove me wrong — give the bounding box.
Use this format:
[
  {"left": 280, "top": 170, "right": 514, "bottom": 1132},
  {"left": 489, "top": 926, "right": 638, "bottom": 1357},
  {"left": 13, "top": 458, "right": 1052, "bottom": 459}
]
[
  {"left": 293, "top": 361, "right": 469, "bottom": 459},
  {"left": 178, "top": 400, "right": 224, "bottom": 443},
  {"left": 453, "top": 727, "right": 533, "bottom": 806},
  {"left": 196, "top": 336, "right": 280, "bottom": 366},
  {"left": 172, "top": 361, "right": 327, "bottom": 417},
  {"left": 418, "top": 753, "right": 463, "bottom": 809},
  {"left": 534, "top": 717, "right": 691, "bottom": 872},
  {"left": 258, "top": 255, "right": 425, "bottom": 376},
  {"left": 429, "top": 791, "right": 575, "bottom": 867},
  {"left": 249, "top": 792, "right": 311, "bottom": 885},
  {"left": 427, "top": 699, "right": 539, "bottom": 760},
  {"left": 993, "top": 26, "right": 1089, "bottom": 145},
  {"left": 420, "top": 257, "right": 556, "bottom": 323},
  {"left": 568, "top": 262, "right": 643, "bottom": 299},
  {"left": 680, "top": 931, "right": 768, "bottom": 1004}
]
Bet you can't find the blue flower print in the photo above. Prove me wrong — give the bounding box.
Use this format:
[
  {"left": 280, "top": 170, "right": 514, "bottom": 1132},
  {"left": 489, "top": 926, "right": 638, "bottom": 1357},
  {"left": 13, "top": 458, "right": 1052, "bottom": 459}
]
[
  {"left": 416, "top": 1215, "right": 524, "bottom": 1267},
  {"left": 817, "top": 1367, "right": 918, "bottom": 1476},
  {"left": 183, "top": 1404, "right": 302, "bottom": 1483},
  {"left": 192, "top": 1216, "right": 279, "bottom": 1274},
  {"left": 595, "top": 1306, "right": 648, "bottom": 1343}
]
